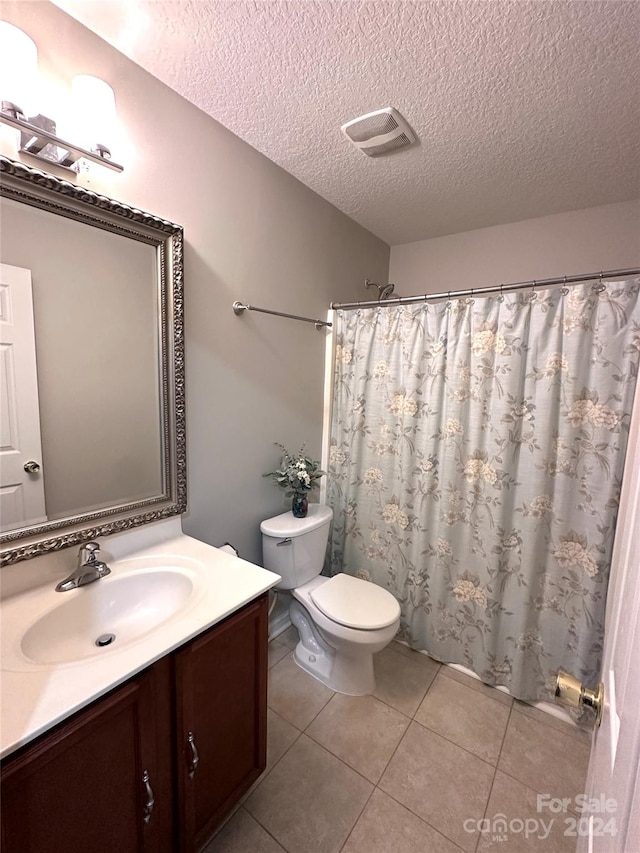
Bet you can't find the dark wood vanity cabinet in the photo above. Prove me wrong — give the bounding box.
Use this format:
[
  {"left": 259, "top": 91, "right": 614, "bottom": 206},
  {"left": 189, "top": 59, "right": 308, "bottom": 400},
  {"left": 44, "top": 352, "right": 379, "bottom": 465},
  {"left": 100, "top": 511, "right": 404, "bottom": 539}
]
[
  {"left": 0, "top": 659, "right": 174, "bottom": 853},
  {"left": 175, "top": 595, "right": 268, "bottom": 851},
  {"left": 0, "top": 594, "right": 268, "bottom": 853}
]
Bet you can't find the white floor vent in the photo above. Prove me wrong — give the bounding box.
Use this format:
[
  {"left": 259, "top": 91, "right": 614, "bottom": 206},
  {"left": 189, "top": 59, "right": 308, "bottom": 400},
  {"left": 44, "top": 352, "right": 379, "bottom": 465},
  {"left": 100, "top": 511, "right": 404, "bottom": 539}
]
[{"left": 341, "top": 107, "right": 416, "bottom": 157}]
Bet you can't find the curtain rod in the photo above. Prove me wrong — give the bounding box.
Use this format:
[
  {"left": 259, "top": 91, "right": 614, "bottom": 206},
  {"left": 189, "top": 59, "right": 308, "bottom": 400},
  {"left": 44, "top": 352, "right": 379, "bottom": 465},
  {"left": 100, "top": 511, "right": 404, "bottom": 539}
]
[
  {"left": 330, "top": 266, "right": 640, "bottom": 311},
  {"left": 233, "top": 301, "right": 332, "bottom": 329}
]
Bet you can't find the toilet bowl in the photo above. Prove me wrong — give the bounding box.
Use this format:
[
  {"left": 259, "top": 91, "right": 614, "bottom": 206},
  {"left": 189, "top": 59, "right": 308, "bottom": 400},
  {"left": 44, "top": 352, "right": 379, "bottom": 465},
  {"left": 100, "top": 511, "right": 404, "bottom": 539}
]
[{"left": 261, "top": 504, "right": 400, "bottom": 695}]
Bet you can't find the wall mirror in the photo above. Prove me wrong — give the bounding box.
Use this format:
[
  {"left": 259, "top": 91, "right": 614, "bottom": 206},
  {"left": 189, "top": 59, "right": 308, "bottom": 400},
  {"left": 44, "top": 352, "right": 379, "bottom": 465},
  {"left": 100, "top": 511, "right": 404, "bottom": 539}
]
[{"left": 0, "top": 156, "right": 185, "bottom": 566}]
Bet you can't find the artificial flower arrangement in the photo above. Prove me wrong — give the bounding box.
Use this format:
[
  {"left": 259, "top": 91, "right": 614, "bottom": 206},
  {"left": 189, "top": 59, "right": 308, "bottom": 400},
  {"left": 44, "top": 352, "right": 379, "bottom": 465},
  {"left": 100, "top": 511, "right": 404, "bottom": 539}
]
[{"left": 264, "top": 443, "right": 324, "bottom": 517}]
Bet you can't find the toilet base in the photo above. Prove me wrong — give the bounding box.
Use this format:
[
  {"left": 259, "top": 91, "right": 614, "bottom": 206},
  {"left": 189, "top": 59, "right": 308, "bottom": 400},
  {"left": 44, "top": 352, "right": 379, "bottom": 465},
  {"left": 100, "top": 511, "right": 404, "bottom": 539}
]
[
  {"left": 289, "top": 599, "right": 376, "bottom": 695},
  {"left": 293, "top": 642, "right": 375, "bottom": 696}
]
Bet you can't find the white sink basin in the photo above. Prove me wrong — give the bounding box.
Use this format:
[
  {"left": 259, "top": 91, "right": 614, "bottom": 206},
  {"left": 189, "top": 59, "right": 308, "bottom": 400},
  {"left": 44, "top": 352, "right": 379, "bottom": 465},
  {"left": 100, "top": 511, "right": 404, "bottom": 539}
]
[
  {"left": 2, "top": 554, "right": 208, "bottom": 671},
  {"left": 20, "top": 569, "right": 195, "bottom": 665}
]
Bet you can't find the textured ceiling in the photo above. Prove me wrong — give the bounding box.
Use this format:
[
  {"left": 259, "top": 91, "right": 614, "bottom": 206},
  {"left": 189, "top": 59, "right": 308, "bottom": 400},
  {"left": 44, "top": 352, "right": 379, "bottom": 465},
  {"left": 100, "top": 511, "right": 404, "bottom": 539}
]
[{"left": 53, "top": 0, "right": 640, "bottom": 245}]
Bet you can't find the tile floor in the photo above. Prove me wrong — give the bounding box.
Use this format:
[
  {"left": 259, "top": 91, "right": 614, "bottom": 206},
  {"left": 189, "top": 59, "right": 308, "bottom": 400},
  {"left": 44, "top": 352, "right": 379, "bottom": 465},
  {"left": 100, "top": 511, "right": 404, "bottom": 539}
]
[{"left": 205, "top": 628, "right": 592, "bottom": 853}]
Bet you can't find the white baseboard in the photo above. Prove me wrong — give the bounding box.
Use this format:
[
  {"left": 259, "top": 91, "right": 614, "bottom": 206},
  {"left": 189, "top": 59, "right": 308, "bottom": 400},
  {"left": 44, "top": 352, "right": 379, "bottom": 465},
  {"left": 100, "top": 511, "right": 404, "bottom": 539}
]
[
  {"left": 269, "top": 610, "right": 292, "bottom": 642},
  {"left": 395, "top": 640, "right": 580, "bottom": 728}
]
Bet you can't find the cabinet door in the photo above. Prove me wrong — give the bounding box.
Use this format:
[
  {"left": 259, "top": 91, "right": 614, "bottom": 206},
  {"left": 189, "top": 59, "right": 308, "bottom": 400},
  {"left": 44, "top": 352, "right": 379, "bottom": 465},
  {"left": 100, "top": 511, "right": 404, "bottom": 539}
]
[
  {"left": 175, "top": 594, "right": 268, "bottom": 851},
  {"left": 1, "top": 659, "right": 173, "bottom": 853}
]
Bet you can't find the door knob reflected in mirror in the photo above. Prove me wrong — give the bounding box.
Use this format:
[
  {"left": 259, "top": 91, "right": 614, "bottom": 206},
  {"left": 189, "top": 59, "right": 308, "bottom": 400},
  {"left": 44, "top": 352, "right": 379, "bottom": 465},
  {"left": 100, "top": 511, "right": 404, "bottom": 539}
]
[
  {"left": 554, "top": 670, "right": 604, "bottom": 725},
  {"left": 23, "top": 460, "right": 41, "bottom": 474}
]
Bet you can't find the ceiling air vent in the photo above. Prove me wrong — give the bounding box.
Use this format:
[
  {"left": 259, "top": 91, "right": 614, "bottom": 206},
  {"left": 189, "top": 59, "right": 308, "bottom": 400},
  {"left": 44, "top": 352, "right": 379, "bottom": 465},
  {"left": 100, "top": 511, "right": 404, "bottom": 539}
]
[{"left": 341, "top": 107, "right": 416, "bottom": 157}]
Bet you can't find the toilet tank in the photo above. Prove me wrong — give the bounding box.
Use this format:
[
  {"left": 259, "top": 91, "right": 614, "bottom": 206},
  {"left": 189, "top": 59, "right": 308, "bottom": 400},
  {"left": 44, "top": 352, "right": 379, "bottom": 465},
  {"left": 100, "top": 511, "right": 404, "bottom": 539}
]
[{"left": 261, "top": 504, "right": 333, "bottom": 590}]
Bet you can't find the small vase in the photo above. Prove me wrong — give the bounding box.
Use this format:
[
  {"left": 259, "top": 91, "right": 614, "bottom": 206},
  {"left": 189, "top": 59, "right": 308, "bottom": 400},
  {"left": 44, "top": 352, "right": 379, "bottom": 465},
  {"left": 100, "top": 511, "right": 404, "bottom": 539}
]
[{"left": 292, "top": 493, "right": 308, "bottom": 518}]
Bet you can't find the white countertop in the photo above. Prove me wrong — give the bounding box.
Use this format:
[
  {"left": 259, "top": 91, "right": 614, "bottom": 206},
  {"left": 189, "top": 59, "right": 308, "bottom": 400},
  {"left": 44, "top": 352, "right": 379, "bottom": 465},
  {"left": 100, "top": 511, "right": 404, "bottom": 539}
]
[{"left": 0, "top": 520, "right": 280, "bottom": 759}]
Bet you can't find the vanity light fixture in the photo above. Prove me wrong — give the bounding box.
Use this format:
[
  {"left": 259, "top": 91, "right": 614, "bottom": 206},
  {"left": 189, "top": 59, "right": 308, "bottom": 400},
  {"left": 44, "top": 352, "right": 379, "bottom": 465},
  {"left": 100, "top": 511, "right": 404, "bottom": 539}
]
[{"left": 0, "top": 22, "right": 124, "bottom": 173}]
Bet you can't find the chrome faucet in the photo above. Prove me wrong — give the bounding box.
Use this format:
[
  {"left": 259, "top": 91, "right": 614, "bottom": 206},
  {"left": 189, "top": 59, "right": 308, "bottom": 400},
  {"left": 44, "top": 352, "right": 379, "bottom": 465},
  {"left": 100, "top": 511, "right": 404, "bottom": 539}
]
[{"left": 55, "top": 542, "right": 111, "bottom": 592}]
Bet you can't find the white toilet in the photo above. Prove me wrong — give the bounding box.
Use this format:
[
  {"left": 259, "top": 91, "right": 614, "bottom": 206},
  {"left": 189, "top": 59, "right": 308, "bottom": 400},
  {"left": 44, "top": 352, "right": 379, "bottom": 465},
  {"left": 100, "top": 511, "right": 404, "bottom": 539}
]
[{"left": 261, "top": 504, "right": 400, "bottom": 695}]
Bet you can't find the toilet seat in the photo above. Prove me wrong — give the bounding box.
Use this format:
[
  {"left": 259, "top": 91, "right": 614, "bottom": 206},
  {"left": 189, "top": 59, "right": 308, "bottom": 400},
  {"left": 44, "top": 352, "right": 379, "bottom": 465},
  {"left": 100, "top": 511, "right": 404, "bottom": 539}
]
[{"left": 309, "top": 573, "right": 400, "bottom": 630}]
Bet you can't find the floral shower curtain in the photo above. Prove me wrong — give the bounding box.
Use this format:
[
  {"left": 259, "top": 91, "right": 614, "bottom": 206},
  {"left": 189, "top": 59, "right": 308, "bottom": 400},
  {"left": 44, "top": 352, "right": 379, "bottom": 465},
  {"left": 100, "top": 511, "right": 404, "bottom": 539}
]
[{"left": 327, "top": 279, "right": 640, "bottom": 702}]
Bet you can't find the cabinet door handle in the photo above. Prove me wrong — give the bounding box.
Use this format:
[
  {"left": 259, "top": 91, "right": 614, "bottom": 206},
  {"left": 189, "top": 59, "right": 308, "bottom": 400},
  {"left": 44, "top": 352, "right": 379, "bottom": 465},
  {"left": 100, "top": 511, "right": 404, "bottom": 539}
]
[
  {"left": 187, "top": 731, "right": 199, "bottom": 779},
  {"left": 142, "top": 770, "right": 154, "bottom": 824}
]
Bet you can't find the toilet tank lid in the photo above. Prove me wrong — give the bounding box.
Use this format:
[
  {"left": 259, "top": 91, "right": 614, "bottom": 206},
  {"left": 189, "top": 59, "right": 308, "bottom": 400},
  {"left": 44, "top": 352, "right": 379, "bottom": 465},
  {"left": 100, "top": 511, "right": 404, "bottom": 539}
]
[{"left": 260, "top": 503, "right": 333, "bottom": 538}]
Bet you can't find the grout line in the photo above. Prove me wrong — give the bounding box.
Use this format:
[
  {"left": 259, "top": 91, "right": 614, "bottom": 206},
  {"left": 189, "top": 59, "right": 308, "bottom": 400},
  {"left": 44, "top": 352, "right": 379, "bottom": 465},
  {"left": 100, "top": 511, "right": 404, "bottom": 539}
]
[
  {"left": 260, "top": 646, "right": 588, "bottom": 853},
  {"left": 280, "top": 727, "right": 454, "bottom": 853},
  {"left": 511, "top": 700, "right": 593, "bottom": 742},
  {"left": 489, "top": 764, "right": 589, "bottom": 816},
  {"left": 375, "top": 717, "right": 412, "bottom": 783},
  {"left": 410, "top": 715, "right": 501, "bottom": 771},
  {"left": 243, "top": 729, "right": 380, "bottom": 851},
  {"left": 271, "top": 648, "right": 295, "bottom": 668},
  {"left": 304, "top": 698, "right": 412, "bottom": 786},
  {"left": 262, "top": 656, "right": 510, "bottom": 853},
  {"left": 296, "top": 730, "right": 378, "bottom": 788},
  {"left": 311, "top": 709, "right": 473, "bottom": 852},
  {"left": 439, "top": 666, "right": 515, "bottom": 708},
  {"left": 336, "top": 786, "right": 377, "bottom": 853},
  {"left": 374, "top": 786, "right": 469, "bottom": 853},
  {"left": 370, "top": 685, "right": 424, "bottom": 720},
  {"left": 387, "top": 641, "right": 442, "bottom": 667},
  {"left": 269, "top": 704, "right": 303, "bottom": 733},
  {"left": 473, "top": 701, "right": 514, "bottom": 852},
  {"left": 369, "top": 689, "right": 425, "bottom": 719},
  {"left": 370, "top": 667, "right": 440, "bottom": 719},
  {"left": 241, "top": 726, "right": 303, "bottom": 806},
  {"left": 410, "top": 667, "right": 442, "bottom": 718},
  {"left": 241, "top": 805, "right": 294, "bottom": 853},
  {"left": 300, "top": 689, "right": 336, "bottom": 731},
  {"left": 243, "top": 709, "right": 303, "bottom": 806},
  {"left": 268, "top": 644, "right": 291, "bottom": 670},
  {"left": 203, "top": 799, "right": 244, "bottom": 848}
]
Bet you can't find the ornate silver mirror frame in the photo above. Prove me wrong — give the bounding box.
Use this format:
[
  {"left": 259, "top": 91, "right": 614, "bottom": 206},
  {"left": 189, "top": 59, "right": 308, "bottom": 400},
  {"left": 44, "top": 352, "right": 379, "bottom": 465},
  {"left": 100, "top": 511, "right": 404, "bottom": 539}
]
[{"left": 0, "top": 156, "right": 186, "bottom": 566}]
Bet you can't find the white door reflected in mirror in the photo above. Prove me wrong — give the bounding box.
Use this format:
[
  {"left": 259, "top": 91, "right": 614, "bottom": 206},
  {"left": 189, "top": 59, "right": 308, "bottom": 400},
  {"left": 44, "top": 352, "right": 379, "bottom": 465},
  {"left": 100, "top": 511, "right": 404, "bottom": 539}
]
[{"left": 0, "top": 262, "right": 46, "bottom": 531}]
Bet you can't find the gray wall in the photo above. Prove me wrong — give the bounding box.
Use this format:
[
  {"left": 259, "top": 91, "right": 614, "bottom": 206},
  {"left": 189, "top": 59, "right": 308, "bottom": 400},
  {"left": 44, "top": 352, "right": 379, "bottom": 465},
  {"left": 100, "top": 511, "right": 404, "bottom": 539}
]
[
  {"left": 390, "top": 200, "right": 640, "bottom": 294},
  {"left": 1, "top": 197, "right": 161, "bottom": 520},
  {"left": 0, "top": 2, "right": 390, "bottom": 564}
]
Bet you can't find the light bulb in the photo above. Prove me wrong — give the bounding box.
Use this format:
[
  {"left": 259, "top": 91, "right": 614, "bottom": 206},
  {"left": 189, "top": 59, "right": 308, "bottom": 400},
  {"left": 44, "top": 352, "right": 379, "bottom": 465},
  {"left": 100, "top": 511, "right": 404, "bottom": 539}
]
[
  {"left": 0, "top": 22, "right": 39, "bottom": 117},
  {"left": 71, "top": 75, "right": 117, "bottom": 154}
]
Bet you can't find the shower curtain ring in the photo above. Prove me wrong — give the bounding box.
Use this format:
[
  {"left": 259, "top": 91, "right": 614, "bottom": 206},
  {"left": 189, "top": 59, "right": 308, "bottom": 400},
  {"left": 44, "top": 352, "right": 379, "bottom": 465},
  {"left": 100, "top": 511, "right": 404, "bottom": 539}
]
[
  {"left": 469, "top": 287, "right": 475, "bottom": 305},
  {"left": 445, "top": 289, "right": 452, "bottom": 310},
  {"left": 561, "top": 275, "right": 569, "bottom": 296},
  {"left": 530, "top": 280, "right": 538, "bottom": 301},
  {"left": 497, "top": 283, "right": 504, "bottom": 302}
]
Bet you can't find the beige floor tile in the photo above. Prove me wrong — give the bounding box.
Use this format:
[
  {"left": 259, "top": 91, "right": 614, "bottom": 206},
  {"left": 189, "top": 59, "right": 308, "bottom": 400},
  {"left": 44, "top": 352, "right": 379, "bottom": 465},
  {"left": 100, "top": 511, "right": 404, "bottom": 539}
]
[
  {"left": 415, "top": 673, "right": 511, "bottom": 764},
  {"left": 440, "top": 664, "right": 514, "bottom": 707},
  {"left": 266, "top": 707, "right": 300, "bottom": 770},
  {"left": 241, "top": 708, "right": 302, "bottom": 804},
  {"left": 277, "top": 624, "right": 300, "bottom": 650},
  {"left": 202, "top": 807, "right": 286, "bottom": 853},
  {"left": 307, "top": 693, "right": 409, "bottom": 782},
  {"left": 373, "top": 646, "right": 440, "bottom": 716},
  {"left": 477, "top": 770, "right": 577, "bottom": 852},
  {"left": 498, "top": 710, "right": 590, "bottom": 805},
  {"left": 268, "top": 653, "right": 334, "bottom": 729},
  {"left": 342, "top": 788, "right": 462, "bottom": 853},
  {"left": 513, "top": 700, "right": 593, "bottom": 746},
  {"left": 245, "top": 734, "right": 372, "bottom": 853},
  {"left": 268, "top": 640, "right": 290, "bottom": 669},
  {"left": 390, "top": 640, "right": 441, "bottom": 668},
  {"left": 379, "top": 721, "right": 494, "bottom": 852}
]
